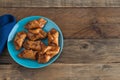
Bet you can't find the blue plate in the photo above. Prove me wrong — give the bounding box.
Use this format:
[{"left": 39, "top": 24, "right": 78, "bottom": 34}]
[{"left": 7, "top": 16, "right": 64, "bottom": 68}]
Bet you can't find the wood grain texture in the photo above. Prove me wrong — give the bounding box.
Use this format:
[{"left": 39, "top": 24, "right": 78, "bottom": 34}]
[
  {"left": 0, "top": 63, "right": 120, "bottom": 80},
  {"left": 0, "top": 1, "right": 120, "bottom": 80},
  {"left": 0, "top": 8, "right": 120, "bottom": 39},
  {"left": 0, "top": 0, "right": 120, "bottom": 7},
  {"left": 1, "top": 39, "right": 120, "bottom": 64}
]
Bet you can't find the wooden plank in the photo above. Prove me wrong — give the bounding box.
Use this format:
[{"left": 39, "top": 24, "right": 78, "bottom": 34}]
[
  {"left": 0, "top": 0, "right": 120, "bottom": 7},
  {"left": 0, "top": 8, "right": 120, "bottom": 39},
  {"left": 0, "top": 63, "right": 120, "bottom": 80},
  {"left": 1, "top": 39, "right": 120, "bottom": 64}
]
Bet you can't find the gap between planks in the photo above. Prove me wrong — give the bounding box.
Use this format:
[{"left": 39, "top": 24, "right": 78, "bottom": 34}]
[
  {"left": 0, "top": 63, "right": 120, "bottom": 80},
  {"left": 0, "top": 0, "right": 120, "bottom": 7},
  {"left": 0, "top": 8, "right": 120, "bottom": 39},
  {"left": 1, "top": 39, "right": 120, "bottom": 64}
]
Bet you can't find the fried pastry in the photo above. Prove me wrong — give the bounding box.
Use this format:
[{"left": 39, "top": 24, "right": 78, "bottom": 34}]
[
  {"left": 27, "top": 30, "right": 47, "bottom": 40},
  {"left": 42, "top": 46, "right": 60, "bottom": 57},
  {"left": 48, "top": 28, "right": 59, "bottom": 46},
  {"left": 18, "top": 49, "right": 37, "bottom": 60},
  {"left": 41, "top": 41, "right": 47, "bottom": 52},
  {"left": 27, "top": 32, "right": 40, "bottom": 41},
  {"left": 14, "top": 32, "right": 27, "bottom": 50},
  {"left": 37, "top": 53, "right": 51, "bottom": 63},
  {"left": 23, "top": 40, "right": 46, "bottom": 51},
  {"left": 28, "top": 28, "right": 41, "bottom": 34},
  {"left": 25, "top": 20, "right": 39, "bottom": 29},
  {"left": 37, "top": 46, "right": 60, "bottom": 63},
  {"left": 25, "top": 18, "right": 47, "bottom": 29},
  {"left": 42, "top": 46, "right": 53, "bottom": 53},
  {"left": 28, "top": 28, "right": 47, "bottom": 37},
  {"left": 23, "top": 40, "right": 44, "bottom": 51},
  {"left": 46, "top": 46, "right": 60, "bottom": 57},
  {"left": 37, "top": 18, "right": 47, "bottom": 28}
]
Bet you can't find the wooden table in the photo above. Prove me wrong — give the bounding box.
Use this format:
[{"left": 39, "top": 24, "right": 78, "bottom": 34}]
[{"left": 0, "top": 0, "right": 120, "bottom": 80}]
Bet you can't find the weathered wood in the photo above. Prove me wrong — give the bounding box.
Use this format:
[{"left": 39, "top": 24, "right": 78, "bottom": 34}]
[
  {"left": 0, "top": 0, "right": 120, "bottom": 7},
  {"left": 0, "top": 63, "right": 120, "bottom": 80},
  {"left": 1, "top": 39, "right": 120, "bottom": 64},
  {"left": 0, "top": 1, "right": 120, "bottom": 80},
  {"left": 0, "top": 8, "right": 120, "bottom": 39}
]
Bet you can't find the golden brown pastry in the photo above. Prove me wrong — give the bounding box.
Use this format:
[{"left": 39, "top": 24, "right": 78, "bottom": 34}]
[
  {"left": 18, "top": 49, "right": 37, "bottom": 60},
  {"left": 46, "top": 46, "right": 60, "bottom": 57},
  {"left": 27, "top": 32, "right": 40, "bottom": 41},
  {"left": 25, "top": 18, "right": 47, "bottom": 29},
  {"left": 28, "top": 28, "right": 41, "bottom": 34},
  {"left": 48, "top": 28, "right": 59, "bottom": 46},
  {"left": 27, "top": 30, "right": 47, "bottom": 41},
  {"left": 37, "top": 18, "right": 47, "bottom": 28},
  {"left": 37, "top": 54, "right": 51, "bottom": 63},
  {"left": 41, "top": 41, "right": 47, "bottom": 52},
  {"left": 14, "top": 32, "right": 27, "bottom": 50},
  {"left": 25, "top": 20, "right": 39, "bottom": 29},
  {"left": 37, "top": 46, "right": 60, "bottom": 63},
  {"left": 23, "top": 40, "right": 44, "bottom": 51},
  {"left": 42, "top": 46, "right": 53, "bottom": 53},
  {"left": 28, "top": 28, "right": 47, "bottom": 37}
]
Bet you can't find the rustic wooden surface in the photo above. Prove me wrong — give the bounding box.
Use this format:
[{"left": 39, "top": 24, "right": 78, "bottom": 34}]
[
  {"left": 0, "top": 0, "right": 120, "bottom": 7},
  {"left": 0, "top": 0, "right": 120, "bottom": 80},
  {"left": 1, "top": 8, "right": 120, "bottom": 39}
]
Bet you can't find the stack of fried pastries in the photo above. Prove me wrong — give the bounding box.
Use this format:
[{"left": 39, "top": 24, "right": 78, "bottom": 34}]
[{"left": 14, "top": 18, "right": 60, "bottom": 63}]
